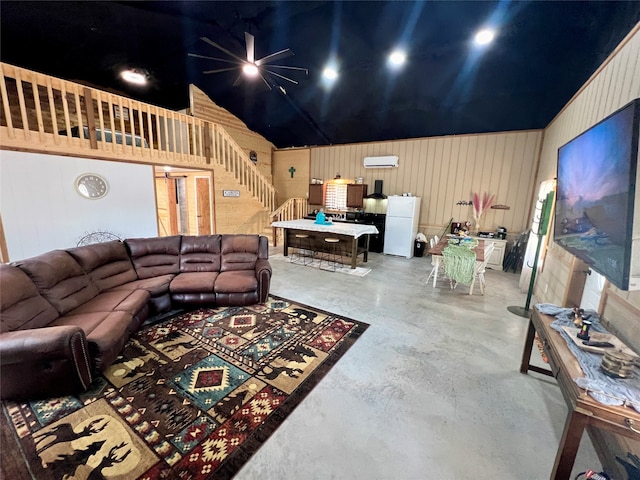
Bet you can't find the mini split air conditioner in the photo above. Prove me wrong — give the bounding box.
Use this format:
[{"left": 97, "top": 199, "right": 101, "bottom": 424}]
[{"left": 363, "top": 155, "right": 399, "bottom": 168}]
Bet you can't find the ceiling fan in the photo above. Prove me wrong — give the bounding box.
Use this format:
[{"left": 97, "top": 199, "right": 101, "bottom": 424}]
[{"left": 188, "top": 32, "right": 308, "bottom": 90}]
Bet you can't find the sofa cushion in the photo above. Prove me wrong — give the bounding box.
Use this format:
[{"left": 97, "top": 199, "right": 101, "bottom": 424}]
[
  {"left": 108, "top": 274, "right": 174, "bottom": 296},
  {"left": 52, "top": 311, "right": 132, "bottom": 373},
  {"left": 67, "top": 240, "right": 137, "bottom": 291},
  {"left": 171, "top": 272, "right": 218, "bottom": 294},
  {"left": 66, "top": 289, "right": 150, "bottom": 318},
  {"left": 0, "top": 264, "right": 59, "bottom": 332},
  {"left": 14, "top": 250, "right": 99, "bottom": 315},
  {"left": 220, "top": 235, "right": 259, "bottom": 272},
  {"left": 180, "top": 235, "right": 221, "bottom": 272},
  {"left": 125, "top": 236, "right": 181, "bottom": 279},
  {"left": 215, "top": 270, "right": 258, "bottom": 294}
]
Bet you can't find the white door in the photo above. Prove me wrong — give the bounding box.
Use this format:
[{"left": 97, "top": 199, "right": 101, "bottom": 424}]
[
  {"left": 384, "top": 217, "right": 412, "bottom": 257},
  {"left": 580, "top": 269, "right": 606, "bottom": 312}
]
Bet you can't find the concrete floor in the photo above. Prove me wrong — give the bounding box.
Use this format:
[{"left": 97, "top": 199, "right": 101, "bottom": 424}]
[{"left": 234, "top": 248, "right": 600, "bottom": 479}]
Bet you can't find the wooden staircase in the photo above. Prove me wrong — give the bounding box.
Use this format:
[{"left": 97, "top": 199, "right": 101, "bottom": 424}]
[{"left": 268, "top": 198, "right": 308, "bottom": 246}]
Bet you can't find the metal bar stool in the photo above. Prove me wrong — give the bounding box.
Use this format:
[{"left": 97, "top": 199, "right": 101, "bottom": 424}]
[
  {"left": 321, "top": 237, "right": 343, "bottom": 271},
  {"left": 290, "top": 233, "right": 314, "bottom": 265}
]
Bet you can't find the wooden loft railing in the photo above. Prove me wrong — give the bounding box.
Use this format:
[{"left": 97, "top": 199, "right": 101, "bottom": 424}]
[
  {"left": 0, "top": 62, "right": 275, "bottom": 213},
  {"left": 269, "top": 197, "right": 308, "bottom": 246}
]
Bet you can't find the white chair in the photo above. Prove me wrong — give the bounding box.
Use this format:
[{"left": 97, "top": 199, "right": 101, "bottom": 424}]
[
  {"left": 468, "top": 242, "right": 496, "bottom": 295},
  {"left": 426, "top": 236, "right": 442, "bottom": 287}
]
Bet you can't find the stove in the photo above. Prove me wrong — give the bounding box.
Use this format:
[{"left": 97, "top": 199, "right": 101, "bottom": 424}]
[{"left": 363, "top": 213, "right": 386, "bottom": 253}]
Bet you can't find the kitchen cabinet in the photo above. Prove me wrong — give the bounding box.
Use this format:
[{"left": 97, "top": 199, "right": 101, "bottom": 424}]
[
  {"left": 346, "top": 184, "right": 368, "bottom": 208},
  {"left": 471, "top": 237, "right": 507, "bottom": 269},
  {"left": 308, "top": 184, "right": 324, "bottom": 205}
]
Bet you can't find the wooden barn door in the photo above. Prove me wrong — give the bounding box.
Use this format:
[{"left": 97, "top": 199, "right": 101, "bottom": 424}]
[
  {"left": 156, "top": 176, "right": 179, "bottom": 236},
  {"left": 196, "top": 176, "right": 213, "bottom": 235}
]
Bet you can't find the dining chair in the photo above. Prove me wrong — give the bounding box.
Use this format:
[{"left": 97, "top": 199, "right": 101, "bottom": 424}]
[
  {"left": 468, "top": 242, "right": 496, "bottom": 295},
  {"left": 426, "top": 236, "right": 442, "bottom": 286}
]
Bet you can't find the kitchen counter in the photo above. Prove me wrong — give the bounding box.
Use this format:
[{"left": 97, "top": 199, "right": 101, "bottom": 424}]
[
  {"left": 304, "top": 215, "right": 368, "bottom": 224},
  {"left": 271, "top": 219, "right": 378, "bottom": 268},
  {"left": 304, "top": 214, "right": 387, "bottom": 253}
]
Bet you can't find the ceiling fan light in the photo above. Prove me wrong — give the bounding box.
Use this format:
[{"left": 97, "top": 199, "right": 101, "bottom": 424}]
[
  {"left": 120, "top": 69, "right": 147, "bottom": 85},
  {"left": 242, "top": 63, "right": 259, "bottom": 77},
  {"left": 474, "top": 29, "right": 495, "bottom": 46},
  {"left": 322, "top": 67, "right": 338, "bottom": 80},
  {"left": 388, "top": 50, "right": 406, "bottom": 67}
]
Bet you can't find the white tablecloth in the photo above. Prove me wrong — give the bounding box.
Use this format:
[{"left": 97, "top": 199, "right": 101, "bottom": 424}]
[{"left": 271, "top": 219, "right": 378, "bottom": 238}]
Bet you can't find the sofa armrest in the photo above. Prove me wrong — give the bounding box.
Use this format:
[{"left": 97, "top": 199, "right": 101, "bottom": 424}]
[
  {"left": 255, "top": 258, "right": 272, "bottom": 303},
  {"left": 0, "top": 326, "right": 93, "bottom": 400}
]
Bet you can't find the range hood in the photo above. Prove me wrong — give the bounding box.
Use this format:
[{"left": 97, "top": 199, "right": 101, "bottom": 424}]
[{"left": 366, "top": 180, "right": 387, "bottom": 199}]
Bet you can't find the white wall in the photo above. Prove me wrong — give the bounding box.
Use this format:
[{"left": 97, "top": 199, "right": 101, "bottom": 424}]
[{"left": 0, "top": 151, "right": 158, "bottom": 260}]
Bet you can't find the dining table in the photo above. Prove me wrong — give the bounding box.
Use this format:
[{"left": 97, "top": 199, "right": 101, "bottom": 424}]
[{"left": 426, "top": 236, "right": 486, "bottom": 287}]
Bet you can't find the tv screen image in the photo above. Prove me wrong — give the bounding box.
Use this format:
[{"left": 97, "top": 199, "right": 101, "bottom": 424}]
[{"left": 554, "top": 98, "right": 639, "bottom": 290}]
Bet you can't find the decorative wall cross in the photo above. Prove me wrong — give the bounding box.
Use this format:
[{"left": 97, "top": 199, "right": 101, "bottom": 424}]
[{"left": 289, "top": 166, "right": 296, "bottom": 178}]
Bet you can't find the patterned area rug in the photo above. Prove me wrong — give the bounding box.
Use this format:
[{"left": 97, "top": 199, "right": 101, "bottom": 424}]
[{"left": 1, "top": 296, "right": 368, "bottom": 480}]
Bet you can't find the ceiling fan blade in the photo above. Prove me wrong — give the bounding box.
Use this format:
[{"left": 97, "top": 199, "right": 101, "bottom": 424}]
[
  {"left": 265, "top": 64, "right": 309, "bottom": 74},
  {"left": 245, "top": 32, "right": 255, "bottom": 63},
  {"left": 200, "top": 36, "right": 247, "bottom": 63},
  {"left": 232, "top": 73, "right": 244, "bottom": 87},
  {"left": 203, "top": 66, "right": 241, "bottom": 74},
  {"left": 188, "top": 53, "right": 243, "bottom": 65},
  {"left": 264, "top": 68, "right": 299, "bottom": 85},
  {"left": 255, "top": 48, "right": 293, "bottom": 66},
  {"left": 258, "top": 71, "right": 273, "bottom": 90}
]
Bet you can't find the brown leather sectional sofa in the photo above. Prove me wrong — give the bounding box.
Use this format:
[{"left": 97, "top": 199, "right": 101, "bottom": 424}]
[{"left": 0, "top": 234, "right": 271, "bottom": 401}]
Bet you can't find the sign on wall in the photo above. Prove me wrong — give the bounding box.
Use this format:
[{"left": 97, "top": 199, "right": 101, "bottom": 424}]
[{"left": 223, "top": 190, "right": 240, "bottom": 197}]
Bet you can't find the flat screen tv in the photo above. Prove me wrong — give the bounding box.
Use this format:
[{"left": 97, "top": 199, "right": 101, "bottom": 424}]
[{"left": 555, "top": 98, "right": 639, "bottom": 290}]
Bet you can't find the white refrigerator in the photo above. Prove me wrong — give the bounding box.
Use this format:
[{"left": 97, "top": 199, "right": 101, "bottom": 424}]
[{"left": 383, "top": 196, "right": 421, "bottom": 258}]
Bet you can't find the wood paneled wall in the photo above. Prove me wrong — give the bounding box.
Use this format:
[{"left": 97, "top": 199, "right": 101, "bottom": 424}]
[
  {"left": 212, "top": 166, "right": 269, "bottom": 234},
  {"left": 534, "top": 23, "right": 640, "bottom": 352},
  {"left": 272, "top": 148, "right": 311, "bottom": 204},
  {"left": 310, "top": 131, "right": 542, "bottom": 240},
  {"left": 190, "top": 85, "right": 274, "bottom": 182},
  {"left": 187, "top": 84, "right": 276, "bottom": 234}
]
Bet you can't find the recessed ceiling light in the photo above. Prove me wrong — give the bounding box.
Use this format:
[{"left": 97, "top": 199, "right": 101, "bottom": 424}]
[
  {"left": 474, "top": 29, "right": 495, "bottom": 46},
  {"left": 322, "top": 67, "right": 338, "bottom": 80},
  {"left": 242, "top": 63, "right": 259, "bottom": 77},
  {"left": 120, "top": 69, "right": 147, "bottom": 85},
  {"left": 388, "top": 50, "right": 407, "bottom": 67}
]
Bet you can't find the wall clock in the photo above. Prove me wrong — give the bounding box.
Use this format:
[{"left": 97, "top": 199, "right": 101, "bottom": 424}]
[{"left": 75, "top": 173, "right": 109, "bottom": 199}]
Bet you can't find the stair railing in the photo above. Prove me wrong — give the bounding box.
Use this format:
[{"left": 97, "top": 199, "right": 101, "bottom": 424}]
[{"left": 269, "top": 198, "right": 308, "bottom": 247}]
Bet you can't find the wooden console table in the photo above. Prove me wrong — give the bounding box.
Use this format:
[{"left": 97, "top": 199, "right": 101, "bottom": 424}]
[{"left": 520, "top": 307, "right": 640, "bottom": 479}]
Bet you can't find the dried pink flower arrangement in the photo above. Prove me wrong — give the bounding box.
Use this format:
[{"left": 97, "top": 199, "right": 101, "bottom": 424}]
[{"left": 472, "top": 192, "right": 495, "bottom": 229}]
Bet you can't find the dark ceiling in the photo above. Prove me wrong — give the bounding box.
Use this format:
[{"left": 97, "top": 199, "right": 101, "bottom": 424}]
[{"left": 2, "top": 1, "right": 640, "bottom": 148}]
